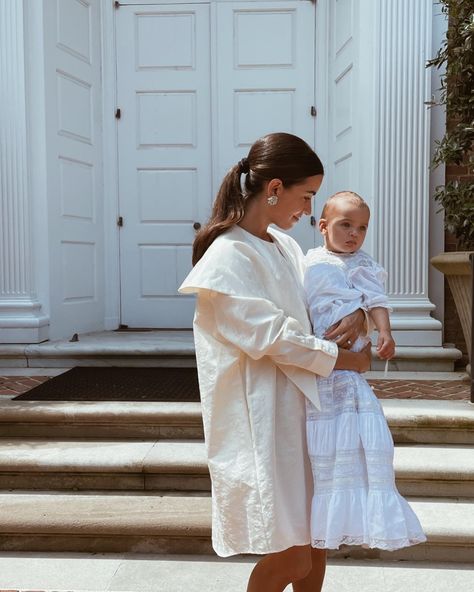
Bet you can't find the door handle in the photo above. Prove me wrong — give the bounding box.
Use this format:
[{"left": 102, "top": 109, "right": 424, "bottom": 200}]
[{"left": 193, "top": 222, "right": 202, "bottom": 231}]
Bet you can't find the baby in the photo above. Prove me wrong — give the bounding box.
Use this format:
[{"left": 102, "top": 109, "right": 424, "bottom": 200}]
[
  {"left": 304, "top": 191, "right": 426, "bottom": 551},
  {"left": 306, "top": 190, "right": 395, "bottom": 359}
]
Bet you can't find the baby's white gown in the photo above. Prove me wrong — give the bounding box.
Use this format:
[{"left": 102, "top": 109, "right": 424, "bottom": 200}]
[{"left": 304, "top": 246, "right": 426, "bottom": 550}]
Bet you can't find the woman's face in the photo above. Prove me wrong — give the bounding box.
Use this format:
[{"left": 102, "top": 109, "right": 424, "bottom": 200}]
[{"left": 267, "top": 175, "right": 324, "bottom": 230}]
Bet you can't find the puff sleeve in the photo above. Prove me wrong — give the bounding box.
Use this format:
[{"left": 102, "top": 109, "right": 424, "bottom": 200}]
[{"left": 347, "top": 260, "right": 390, "bottom": 310}]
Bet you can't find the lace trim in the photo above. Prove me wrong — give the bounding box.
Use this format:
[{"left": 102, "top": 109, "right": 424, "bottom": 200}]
[
  {"left": 312, "top": 534, "right": 427, "bottom": 551},
  {"left": 305, "top": 246, "right": 381, "bottom": 272}
]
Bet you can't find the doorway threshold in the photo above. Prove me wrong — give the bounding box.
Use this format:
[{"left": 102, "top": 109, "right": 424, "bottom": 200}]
[{"left": 0, "top": 330, "right": 196, "bottom": 369}]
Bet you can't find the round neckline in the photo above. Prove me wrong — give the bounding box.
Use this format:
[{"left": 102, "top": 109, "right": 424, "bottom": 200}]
[
  {"left": 321, "top": 245, "right": 359, "bottom": 257},
  {"left": 236, "top": 224, "right": 278, "bottom": 246}
]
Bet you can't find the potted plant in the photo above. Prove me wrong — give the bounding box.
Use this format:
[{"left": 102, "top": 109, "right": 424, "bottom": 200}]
[{"left": 427, "top": 0, "right": 474, "bottom": 370}]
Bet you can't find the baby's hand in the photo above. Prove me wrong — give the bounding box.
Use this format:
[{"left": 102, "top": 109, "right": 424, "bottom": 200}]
[{"left": 376, "top": 331, "right": 395, "bottom": 360}]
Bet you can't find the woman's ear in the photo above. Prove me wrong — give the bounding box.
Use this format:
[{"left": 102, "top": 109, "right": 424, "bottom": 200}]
[{"left": 267, "top": 178, "right": 283, "bottom": 197}]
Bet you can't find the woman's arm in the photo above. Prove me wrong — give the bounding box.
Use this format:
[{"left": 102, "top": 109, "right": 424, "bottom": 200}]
[
  {"left": 209, "top": 292, "right": 369, "bottom": 375},
  {"left": 210, "top": 292, "right": 337, "bottom": 376},
  {"left": 335, "top": 341, "right": 372, "bottom": 372}
]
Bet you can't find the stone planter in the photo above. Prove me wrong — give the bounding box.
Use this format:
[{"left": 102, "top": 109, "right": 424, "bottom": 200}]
[{"left": 431, "top": 252, "right": 473, "bottom": 372}]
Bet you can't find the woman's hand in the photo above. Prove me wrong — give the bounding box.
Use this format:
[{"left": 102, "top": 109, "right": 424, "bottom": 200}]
[
  {"left": 334, "top": 341, "right": 372, "bottom": 373},
  {"left": 324, "top": 309, "right": 365, "bottom": 349}
]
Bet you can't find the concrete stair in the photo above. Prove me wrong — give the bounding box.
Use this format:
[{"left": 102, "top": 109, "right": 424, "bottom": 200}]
[
  {"left": 0, "top": 440, "right": 473, "bottom": 498},
  {"left": 394, "top": 445, "right": 474, "bottom": 497},
  {"left": 0, "top": 397, "right": 473, "bottom": 563},
  {"left": 0, "top": 439, "right": 211, "bottom": 492},
  {"left": 0, "top": 329, "right": 461, "bottom": 371},
  {"left": 0, "top": 492, "right": 472, "bottom": 562},
  {"left": 0, "top": 401, "right": 204, "bottom": 439},
  {"left": 384, "top": 399, "right": 474, "bottom": 445},
  {"left": 1, "top": 398, "right": 473, "bottom": 442},
  {"left": 0, "top": 331, "right": 197, "bottom": 369}
]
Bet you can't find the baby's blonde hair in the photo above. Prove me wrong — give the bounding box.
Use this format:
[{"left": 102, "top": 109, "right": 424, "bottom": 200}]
[{"left": 321, "top": 191, "right": 370, "bottom": 219}]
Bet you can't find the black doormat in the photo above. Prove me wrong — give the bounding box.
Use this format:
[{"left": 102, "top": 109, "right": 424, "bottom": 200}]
[{"left": 13, "top": 367, "right": 201, "bottom": 402}]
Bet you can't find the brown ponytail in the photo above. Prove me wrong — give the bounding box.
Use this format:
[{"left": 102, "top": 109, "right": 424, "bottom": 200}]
[
  {"left": 192, "top": 132, "right": 324, "bottom": 265},
  {"left": 192, "top": 163, "right": 245, "bottom": 265}
]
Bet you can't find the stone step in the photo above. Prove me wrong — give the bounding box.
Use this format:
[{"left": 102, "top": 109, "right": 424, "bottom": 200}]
[
  {"left": 0, "top": 400, "right": 204, "bottom": 439},
  {"left": 0, "top": 492, "right": 472, "bottom": 562},
  {"left": 0, "top": 331, "right": 197, "bottom": 369},
  {"left": 370, "top": 346, "right": 462, "bottom": 372},
  {"left": 0, "top": 439, "right": 210, "bottom": 492},
  {"left": 384, "top": 399, "right": 474, "bottom": 445},
  {"left": 0, "top": 440, "right": 472, "bottom": 498},
  {"left": 0, "top": 399, "right": 473, "bottom": 443},
  {"left": 0, "top": 553, "right": 473, "bottom": 592},
  {"left": 394, "top": 445, "right": 474, "bottom": 497},
  {"left": 0, "top": 330, "right": 461, "bottom": 371}
]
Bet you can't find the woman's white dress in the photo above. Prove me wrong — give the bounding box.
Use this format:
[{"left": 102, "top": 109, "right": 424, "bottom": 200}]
[
  {"left": 179, "top": 228, "right": 338, "bottom": 557},
  {"left": 304, "top": 246, "right": 426, "bottom": 550}
]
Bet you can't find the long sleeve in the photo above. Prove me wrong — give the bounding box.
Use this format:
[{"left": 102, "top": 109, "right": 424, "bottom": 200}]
[
  {"left": 347, "top": 264, "right": 391, "bottom": 310},
  {"left": 304, "top": 262, "right": 365, "bottom": 337},
  {"left": 210, "top": 292, "right": 338, "bottom": 378}
]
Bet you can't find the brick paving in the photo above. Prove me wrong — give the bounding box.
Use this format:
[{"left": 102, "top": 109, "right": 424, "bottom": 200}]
[
  {"left": 0, "top": 376, "right": 51, "bottom": 398},
  {"left": 370, "top": 379, "right": 470, "bottom": 400},
  {"left": 0, "top": 374, "right": 471, "bottom": 401}
]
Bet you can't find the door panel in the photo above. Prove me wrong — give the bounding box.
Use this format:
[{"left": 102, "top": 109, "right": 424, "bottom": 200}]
[
  {"left": 215, "top": 1, "right": 317, "bottom": 252},
  {"left": 116, "top": 3, "right": 212, "bottom": 327}
]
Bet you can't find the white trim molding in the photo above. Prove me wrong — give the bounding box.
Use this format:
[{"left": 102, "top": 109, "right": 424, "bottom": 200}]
[
  {"left": 373, "top": 0, "right": 442, "bottom": 344},
  {"left": 0, "top": 0, "right": 49, "bottom": 343},
  {"left": 101, "top": 0, "right": 121, "bottom": 331}
]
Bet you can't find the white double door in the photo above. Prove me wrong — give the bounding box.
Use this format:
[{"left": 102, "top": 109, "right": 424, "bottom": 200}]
[{"left": 116, "top": 0, "right": 317, "bottom": 327}]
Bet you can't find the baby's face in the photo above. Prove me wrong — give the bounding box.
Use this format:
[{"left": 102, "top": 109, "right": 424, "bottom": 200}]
[{"left": 319, "top": 202, "right": 370, "bottom": 253}]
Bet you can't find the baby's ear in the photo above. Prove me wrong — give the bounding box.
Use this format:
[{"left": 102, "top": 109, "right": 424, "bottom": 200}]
[{"left": 319, "top": 218, "right": 328, "bottom": 234}]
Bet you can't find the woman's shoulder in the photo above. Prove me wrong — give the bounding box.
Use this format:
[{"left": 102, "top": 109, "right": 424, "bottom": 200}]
[
  {"left": 179, "top": 227, "right": 269, "bottom": 296},
  {"left": 201, "top": 226, "right": 258, "bottom": 260}
]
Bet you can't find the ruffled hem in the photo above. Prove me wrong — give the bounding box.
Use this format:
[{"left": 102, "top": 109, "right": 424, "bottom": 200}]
[
  {"left": 311, "top": 533, "right": 427, "bottom": 551},
  {"left": 310, "top": 488, "right": 427, "bottom": 551}
]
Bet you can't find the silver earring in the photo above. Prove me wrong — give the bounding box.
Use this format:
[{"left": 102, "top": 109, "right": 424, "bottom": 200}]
[{"left": 267, "top": 195, "right": 278, "bottom": 206}]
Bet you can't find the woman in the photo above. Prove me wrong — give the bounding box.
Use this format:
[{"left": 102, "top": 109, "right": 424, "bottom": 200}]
[{"left": 179, "top": 133, "right": 371, "bottom": 592}]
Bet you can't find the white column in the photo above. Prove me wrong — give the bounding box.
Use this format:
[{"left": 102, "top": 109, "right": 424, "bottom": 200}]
[
  {"left": 373, "top": 0, "right": 442, "bottom": 346},
  {"left": 0, "top": 0, "right": 48, "bottom": 343}
]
